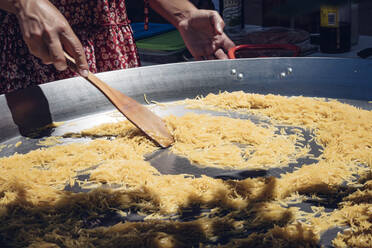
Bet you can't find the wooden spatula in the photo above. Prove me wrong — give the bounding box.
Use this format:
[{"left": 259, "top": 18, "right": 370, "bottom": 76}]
[{"left": 64, "top": 52, "right": 174, "bottom": 148}]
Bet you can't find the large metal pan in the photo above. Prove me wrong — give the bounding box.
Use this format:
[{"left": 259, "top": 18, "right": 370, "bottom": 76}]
[
  {"left": 0, "top": 57, "right": 371, "bottom": 247},
  {"left": 1, "top": 57, "right": 371, "bottom": 144}
]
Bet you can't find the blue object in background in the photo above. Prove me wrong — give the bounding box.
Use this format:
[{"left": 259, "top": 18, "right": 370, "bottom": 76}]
[
  {"left": 212, "top": 0, "right": 220, "bottom": 12},
  {"left": 131, "top": 22, "right": 176, "bottom": 40}
]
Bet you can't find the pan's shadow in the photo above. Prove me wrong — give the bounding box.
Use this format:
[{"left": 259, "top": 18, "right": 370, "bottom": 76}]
[
  {"left": 145, "top": 149, "right": 267, "bottom": 180},
  {"left": 1, "top": 169, "right": 370, "bottom": 247},
  {"left": 0, "top": 175, "right": 292, "bottom": 248}
]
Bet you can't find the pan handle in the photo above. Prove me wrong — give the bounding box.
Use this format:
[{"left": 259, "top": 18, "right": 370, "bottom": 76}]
[{"left": 228, "top": 44, "right": 301, "bottom": 59}]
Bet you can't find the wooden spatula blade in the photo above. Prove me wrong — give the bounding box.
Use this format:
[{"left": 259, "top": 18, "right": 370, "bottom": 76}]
[{"left": 106, "top": 87, "right": 174, "bottom": 148}]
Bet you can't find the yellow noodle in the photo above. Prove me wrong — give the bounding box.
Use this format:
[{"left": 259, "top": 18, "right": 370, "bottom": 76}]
[{"left": 0, "top": 91, "right": 371, "bottom": 247}]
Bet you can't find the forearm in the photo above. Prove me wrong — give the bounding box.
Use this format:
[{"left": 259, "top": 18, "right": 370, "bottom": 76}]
[{"left": 148, "top": 0, "right": 197, "bottom": 28}]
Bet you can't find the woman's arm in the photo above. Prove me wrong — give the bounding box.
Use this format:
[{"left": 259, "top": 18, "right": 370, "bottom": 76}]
[
  {"left": 0, "top": 0, "right": 88, "bottom": 76},
  {"left": 148, "top": 0, "right": 235, "bottom": 60},
  {"left": 148, "top": 0, "right": 197, "bottom": 29}
]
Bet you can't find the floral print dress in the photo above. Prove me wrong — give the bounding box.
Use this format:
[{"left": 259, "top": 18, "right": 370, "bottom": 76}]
[{"left": 0, "top": 0, "right": 141, "bottom": 94}]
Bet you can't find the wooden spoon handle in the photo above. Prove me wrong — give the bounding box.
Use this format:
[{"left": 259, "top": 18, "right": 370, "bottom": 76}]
[{"left": 64, "top": 52, "right": 131, "bottom": 105}]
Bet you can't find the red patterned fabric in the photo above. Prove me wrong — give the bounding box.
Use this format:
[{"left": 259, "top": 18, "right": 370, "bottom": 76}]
[
  {"left": 0, "top": 0, "right": 140, "bottom": 94},
  {"left": 144, "top": 0, "right": 149, "bottom": 31}
]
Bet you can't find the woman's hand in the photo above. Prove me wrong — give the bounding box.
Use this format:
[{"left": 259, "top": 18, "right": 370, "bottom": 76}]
[
  {"left": 177, "top": 9, "right": 235, "bottom": 60},
  {"left": 13, "top": 0, "right": 88, "bottom": 76},
  {"left": 148, "top": 0, "right": 235, "bottom": 60}
]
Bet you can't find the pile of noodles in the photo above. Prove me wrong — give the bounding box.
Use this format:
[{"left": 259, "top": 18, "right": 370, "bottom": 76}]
[{"left": 0, "top": 91, "right": 371, "bottom": 248}]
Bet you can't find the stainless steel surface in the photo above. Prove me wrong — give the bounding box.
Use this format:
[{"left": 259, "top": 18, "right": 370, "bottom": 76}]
[
  {"left": 2, "top": 57, "right": 372, "bottom": 177},
  {"left": 1, "top": 57, "right": 372, "bottom": 155},
  {"left": 1, "top": 57, "right": 372, "bottom": 143},
  {"left": 0, "top": 57, "right": 371, "bottom": 247}
]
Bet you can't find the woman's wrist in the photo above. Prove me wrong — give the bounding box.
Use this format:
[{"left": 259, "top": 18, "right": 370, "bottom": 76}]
[
  {"left": 171, "top": 8, "right": 196, "bottom": 29},
  {"left": 148, "top": 0, "right": 197, "bottom": 29}
]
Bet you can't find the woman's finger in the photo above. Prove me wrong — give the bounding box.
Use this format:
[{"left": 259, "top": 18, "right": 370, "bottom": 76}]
[
  {"left": 202, "top": 41, "right": 217, "bottom": 58},
  {"left": 220, "top": 34, "right": 236, "bottom": 53},
  {"left": 45, "top": 33, "right": 68, "bottom": 71},
  {"left": 60, "top": 27, "right": 89, "bottom": 77},
  {"left": 25, "top": 35, "right": 52, "bottom": 64},
  {"left": 214, "top": 48, "right": 228, "bottom": 60},
  {"left": 209, "top": 11, "right": 225, "bottom": 35}
]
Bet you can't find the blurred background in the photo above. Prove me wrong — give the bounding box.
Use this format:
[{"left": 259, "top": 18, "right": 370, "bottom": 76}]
[{"left": 126, "top": 0, "right": 372, "bottom": 63}]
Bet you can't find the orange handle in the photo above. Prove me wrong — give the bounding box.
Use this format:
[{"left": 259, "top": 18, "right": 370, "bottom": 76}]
[{"left": 228, "top": 44, "right": 301, "bottom": 59}]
